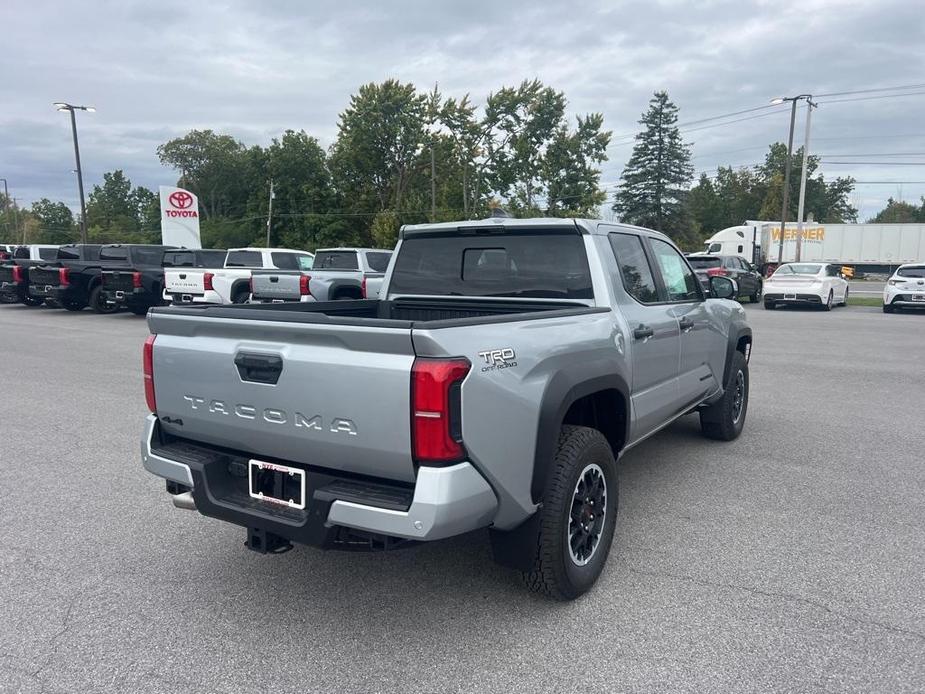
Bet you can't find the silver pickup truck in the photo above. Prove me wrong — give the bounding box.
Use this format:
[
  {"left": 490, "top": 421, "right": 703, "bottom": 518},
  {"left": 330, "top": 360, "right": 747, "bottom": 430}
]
[
  {"left": 140, "top": 217, "right": 752, "bottom": 599},
  {"left": 249, "top": 247, "right": 392, "bottom": 303}
]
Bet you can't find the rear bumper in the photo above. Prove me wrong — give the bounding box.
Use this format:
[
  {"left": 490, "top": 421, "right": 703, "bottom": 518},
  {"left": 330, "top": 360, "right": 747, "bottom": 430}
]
[
  {"left": 250, "top": 295, "right": 314, "bottom": 303},
  {"left": 884, "top": 287, "right": 925, "bottom": 307},
  {"left": 140, "top": 414, "right": 497, "bottom": 544},
  {"left": 102, "top": 287, "right": 147, "bottom": 306},
  {"left": 764, "top": 292, "right": 822, "bottom": 305},
  {"left": 167, "top": 289, "right": 223, "bottom": 305},
  {"left": 0, "top": 280, "right": 23, "bottom": 300},
  {"left": 28, "top": 284, "right": 77, "bottom": 303}
]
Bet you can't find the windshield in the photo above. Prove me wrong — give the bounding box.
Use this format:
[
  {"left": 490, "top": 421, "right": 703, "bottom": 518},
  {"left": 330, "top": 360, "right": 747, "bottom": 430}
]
[
  {"left": 774, "top": 264, "right": 821, "bottom": 276},
  {"left": 687, "top": 257, "right": 722, "bottom": 269},
  {"left": 897, "top": 266, "right": 925, "bottom": 278}
]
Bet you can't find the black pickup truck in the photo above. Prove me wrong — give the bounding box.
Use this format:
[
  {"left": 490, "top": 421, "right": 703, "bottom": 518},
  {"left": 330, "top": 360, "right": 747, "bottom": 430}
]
[
  {"left": 99, "top": 245, "right": 194, "bottom": 315},
  {"left": 0, "top": 245, "right": 60, "bottom": 305},
  {"left": 31, "top": 244, "right": 178, "bottom": 313},
  {"left": 28, "top": 244, "right": 104, "bottom": 311}
]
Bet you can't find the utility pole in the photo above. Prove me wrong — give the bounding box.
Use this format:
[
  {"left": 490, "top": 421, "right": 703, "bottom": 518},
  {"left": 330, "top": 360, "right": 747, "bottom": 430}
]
[
  {"left": 54, "top": 103, "right": 95, "bottom": 244},
  {"left": 12, "top": 198, "right": 23, "bottom": 244},
  {"left": 795, "top": 98, "right": 817, "bottom": 262},
  {"left": 770, "top": 94, "right": 812, "bottom": 265},
  {"left": 430, "top": 143, "right": 436, "bottom": 222},
  {"left": 265, "top": 179, "right": 275, "bottom": 247}
]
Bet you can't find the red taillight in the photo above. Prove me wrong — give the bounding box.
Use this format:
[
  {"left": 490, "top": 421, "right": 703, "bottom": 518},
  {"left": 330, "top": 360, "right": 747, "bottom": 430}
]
[
  {"left": 361, "top": 277, "right": 367, "bottom": 299},
  {"left": 12, "top": 265, "right": 23, "bottom": 283},
  {"left": 203, "top": 272, "right": 214, "bottom": 291},
  {"left": 411, "top": 357, "right": 470, "bottom": 464},
  {"left": 299, "top": 274, "right": 311, "bottom": 296},
  {"left": 132, "top": 271, "right": 142, "bottom": 288},
  {"left": 58, "top": 267, "right": 70, "bottom": 286},
  {"left": 706, "top": 267, "right": 728, "bottom": 277},
  {"left": 143, "top": 334, "right": 157, "bottom": 413}
]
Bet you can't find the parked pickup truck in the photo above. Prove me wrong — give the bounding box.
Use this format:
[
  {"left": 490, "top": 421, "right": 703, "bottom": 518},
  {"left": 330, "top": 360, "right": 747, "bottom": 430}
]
[
  {"left": 164, "top": 247, "right": 314, "bottom": 305},
  {"left": 100, "top": 246, "right": 219, "bottom": 315},
  {"left": 0, "top": 245, "right": 59, "bottom": 305},
  {"left": 250, "top": 247, "right": 392, "bottom": 303},
  {"left": 141, "top": 217, "right": 752, "bottom": 599}
]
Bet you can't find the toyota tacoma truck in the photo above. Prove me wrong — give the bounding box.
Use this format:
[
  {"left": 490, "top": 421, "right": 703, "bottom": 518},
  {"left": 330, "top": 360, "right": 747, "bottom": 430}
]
[
  {"left": 0, "top": 244, "right": 59, "bottom": 305},
  {"left": 28, "top": 244, "right": 103, "bottom": 310},
  {"left": 249, "top": 247, "right": 392, "bottom": 303},
  {"left": 164, "top": 247, "right": 314, "bottom": 305},
  {"left": 140, "top": 218, "right": 752, "bottom": 599}
]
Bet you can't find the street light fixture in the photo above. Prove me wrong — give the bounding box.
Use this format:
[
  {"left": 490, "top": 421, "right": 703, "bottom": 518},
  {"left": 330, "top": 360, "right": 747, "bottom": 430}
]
[
  {"left": 54, "top": 102, "right": 95, "bottom": 244},
  {"left": 770, "top": 94, "right": 814, "bottom": 265}
]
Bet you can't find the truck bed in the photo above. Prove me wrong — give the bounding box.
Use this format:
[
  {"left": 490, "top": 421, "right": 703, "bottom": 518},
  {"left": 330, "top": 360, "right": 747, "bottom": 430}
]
[{"left": 152, "top": 296, "right": 604, "bottom": 327}]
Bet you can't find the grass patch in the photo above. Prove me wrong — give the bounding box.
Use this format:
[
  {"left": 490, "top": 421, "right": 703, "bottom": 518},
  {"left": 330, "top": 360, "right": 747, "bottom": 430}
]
[{"left": 847, "top": 295, "right": 883, "bottom": 307}]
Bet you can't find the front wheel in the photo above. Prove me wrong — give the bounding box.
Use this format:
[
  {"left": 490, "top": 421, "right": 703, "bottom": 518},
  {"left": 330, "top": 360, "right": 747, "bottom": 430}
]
[
  {"left": 700, "top": 350, "right": 749, "bottom": 441},
  {"left": 90, "top": 286, "right": 119, "bottom": 314},
  {"left": 883, "top": 303, "right": 895, "bottom": 313},
  {"left": 763, "top": 300, "right": 775, "bottom": 310},
  {"left": 522, "top": 425, "right": 618, "bottom": 601}
]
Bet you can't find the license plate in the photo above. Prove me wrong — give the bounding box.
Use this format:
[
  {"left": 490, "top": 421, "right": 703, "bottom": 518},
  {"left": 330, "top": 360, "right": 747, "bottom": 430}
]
[
  {"left": 248, "top": 459, "right": 306, "bottom": 510},
  {"left": 913, "top": 294, "right": 925, "bottom": 302},
  {"left": 784, "top": 293, "right": 797, "bottom": 300}
]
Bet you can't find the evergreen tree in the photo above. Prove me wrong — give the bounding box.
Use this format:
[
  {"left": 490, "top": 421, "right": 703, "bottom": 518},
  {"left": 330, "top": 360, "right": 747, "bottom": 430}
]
[{"left": 613, "top": 91, "right": 693, "bottom": 241}]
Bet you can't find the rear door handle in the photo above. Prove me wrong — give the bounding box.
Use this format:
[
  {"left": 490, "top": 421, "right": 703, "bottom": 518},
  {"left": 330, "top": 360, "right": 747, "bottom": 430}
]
[
  {"left": 633, "top": 325, "right": 654, "bottom": 340},
  {"left": 679, "top": 317, "right": 694, "bottom": 331}
]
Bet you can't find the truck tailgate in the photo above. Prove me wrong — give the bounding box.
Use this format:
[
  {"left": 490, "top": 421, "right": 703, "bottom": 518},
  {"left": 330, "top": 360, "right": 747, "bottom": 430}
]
[
  {"left": 165, "top": 269, "right": 206, "bottom": 294},
  {"left": 251, "top": 270, "right": 302, "bottom": 301},
  {"left": 148, "top": 311, "right": 418, "bottom": 482}
]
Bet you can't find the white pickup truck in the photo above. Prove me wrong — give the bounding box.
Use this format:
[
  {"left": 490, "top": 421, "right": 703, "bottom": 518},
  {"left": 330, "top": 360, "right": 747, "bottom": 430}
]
[{"left": 164, "top": 247, "right": 314, "bottom": 305}]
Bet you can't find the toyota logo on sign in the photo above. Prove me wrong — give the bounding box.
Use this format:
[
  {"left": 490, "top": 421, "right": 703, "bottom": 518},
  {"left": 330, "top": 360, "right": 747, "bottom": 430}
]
[{"left": 169, "top": 191, "right": 194, "bottom": 209}]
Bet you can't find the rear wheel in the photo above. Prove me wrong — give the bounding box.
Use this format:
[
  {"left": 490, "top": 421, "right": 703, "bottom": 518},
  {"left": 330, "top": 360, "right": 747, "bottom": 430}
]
[
  {"left": 700, "top": 350, "right": 749, "bottom": 441},
  {"left": 231, "top": 287, "right": 249, "bottom": 304},
  {"left": 749, "top": 283, "right": 762, "bottom": 303},
  {"left": 129, "top": 304, "right": 150, "bottom": 316},
  {"left": 90, "top": 286, "right": 119, "bottom": 314},
  {"left": 522, "top": 425, "right": 618, "bottom": 601},
  {"left": 822, "top": 290, "right": 833, "bottom": 311}
]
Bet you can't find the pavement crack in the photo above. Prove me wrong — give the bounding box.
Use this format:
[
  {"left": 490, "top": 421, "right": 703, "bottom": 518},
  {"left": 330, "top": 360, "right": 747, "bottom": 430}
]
[
  {"left": 626, "top": 565, "right": 925, "bottom": 644},
  {"left": 29, "top": 588, "right": 86, "bottom": 679}
]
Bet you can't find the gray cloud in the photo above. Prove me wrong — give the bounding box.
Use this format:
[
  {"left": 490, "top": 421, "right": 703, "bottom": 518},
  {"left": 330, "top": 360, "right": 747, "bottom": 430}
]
[{"left": 1, "top": 0, "right": 924, "bottom": 220}]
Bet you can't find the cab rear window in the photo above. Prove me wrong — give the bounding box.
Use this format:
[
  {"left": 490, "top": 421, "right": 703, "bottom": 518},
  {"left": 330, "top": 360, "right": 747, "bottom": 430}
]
[{"left": 389, "top": 230, "right": 592, "bottom": 299}]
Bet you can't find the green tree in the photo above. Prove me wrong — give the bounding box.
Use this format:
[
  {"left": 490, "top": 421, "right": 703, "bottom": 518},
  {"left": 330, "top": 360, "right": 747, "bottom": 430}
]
[
  {"left": 613, "top": 91, "right": 694, "bottom": 242},
  {"left": 30, "top": 199, "right": 76, "bottom": 244},
  {"left": 542, "top": 113, "right": 611, "bottom": 216},
  {"left": 867, "top": 197, "right": 924, "bottom": 223}
]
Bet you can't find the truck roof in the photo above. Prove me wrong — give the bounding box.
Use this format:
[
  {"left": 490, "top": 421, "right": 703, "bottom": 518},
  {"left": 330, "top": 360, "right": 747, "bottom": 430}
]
[
  {"left": 401, "top": 216, "right": 672, "bottom": 241},
  {"left": 315, "top": 247, "right": 392, "bottom": 253},
  {"left": 229, "top": 247, "right": 313, "bottom": 254}
]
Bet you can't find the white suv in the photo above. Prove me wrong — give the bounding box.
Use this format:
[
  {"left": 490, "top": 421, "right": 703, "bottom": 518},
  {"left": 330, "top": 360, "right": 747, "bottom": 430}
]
[{"left": 883, "top": 264, "right": 925, "bottom": 313}]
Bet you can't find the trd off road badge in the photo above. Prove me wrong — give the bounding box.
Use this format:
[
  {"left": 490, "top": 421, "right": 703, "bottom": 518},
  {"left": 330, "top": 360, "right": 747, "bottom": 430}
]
[{"left": 478, "top": 347, "right": 517, "bottom": 372}]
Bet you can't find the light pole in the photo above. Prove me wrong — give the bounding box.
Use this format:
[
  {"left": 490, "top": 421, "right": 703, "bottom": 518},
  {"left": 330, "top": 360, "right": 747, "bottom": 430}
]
[
  {"left": 0, "top": 178, "right": 8, "bottom": 239},
  {"left": 770, "top": 95, "right": 812, "bottom": 265},
  {"left": 54, "top": 102, "right": 95, "bottom": 244},
  {"left": 794, "top": 98, "right": 817, "bottom": 262}
]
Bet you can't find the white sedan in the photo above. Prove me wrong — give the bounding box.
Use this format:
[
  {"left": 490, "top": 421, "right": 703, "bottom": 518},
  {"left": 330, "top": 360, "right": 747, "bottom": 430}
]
[
  {"left": 883, "top": 264, "right": 925, "bottom": 313},
  {"left": 763, "top": 263, "right": 849, "bottom": 311}
]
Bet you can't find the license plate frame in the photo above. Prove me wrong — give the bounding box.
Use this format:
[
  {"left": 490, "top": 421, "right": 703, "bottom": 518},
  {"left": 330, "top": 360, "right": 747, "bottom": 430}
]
[
  {"left": 248, "top": 459, "right": 306, "bottom": 510},
  {"left": 784, "top": 293, "right": 797, "bottom": 300}
]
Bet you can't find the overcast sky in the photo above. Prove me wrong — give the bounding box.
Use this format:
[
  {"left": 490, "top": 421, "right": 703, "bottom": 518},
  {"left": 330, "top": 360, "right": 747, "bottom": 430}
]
[{"left": 2, "top": 0, "right": 924, "bottom": 222}]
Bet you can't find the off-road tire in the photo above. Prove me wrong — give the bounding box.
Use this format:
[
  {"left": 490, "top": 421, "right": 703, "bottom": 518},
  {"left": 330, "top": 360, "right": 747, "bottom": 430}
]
[
  {"left": 700, "top": 350, "right": 749, "bottom": 441},
  {"left": 231, "top": 287, "right": 250, "bottom": 304},
  {"left": 90, "top": 285, "right": 119, "bottom": 314},
  {"left": 522, "top": 425, "right": 618, "bottom": 601}
]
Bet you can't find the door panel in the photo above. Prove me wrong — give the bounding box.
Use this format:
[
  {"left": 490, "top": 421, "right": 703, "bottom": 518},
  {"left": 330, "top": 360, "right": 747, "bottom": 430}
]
[{"left": 608, "top": 233, "right": 681, "bottom": 441}]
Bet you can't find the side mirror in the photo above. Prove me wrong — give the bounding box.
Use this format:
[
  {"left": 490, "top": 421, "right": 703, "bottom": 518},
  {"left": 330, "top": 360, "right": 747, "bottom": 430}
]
[{"left": 709, "top": 276, "right": 737, "bottom": 299}]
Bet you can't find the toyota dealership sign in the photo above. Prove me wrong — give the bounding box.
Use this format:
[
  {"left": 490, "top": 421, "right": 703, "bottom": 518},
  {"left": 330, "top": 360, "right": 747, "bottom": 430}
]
[{"left": 159, "top": 186, "right": 202, "bottom": 248}]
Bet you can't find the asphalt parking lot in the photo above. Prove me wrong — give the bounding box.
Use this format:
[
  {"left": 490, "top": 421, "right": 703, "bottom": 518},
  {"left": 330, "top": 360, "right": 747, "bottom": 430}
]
[{"left": 2, "top": 302, "right": 924, "bottom": 693}]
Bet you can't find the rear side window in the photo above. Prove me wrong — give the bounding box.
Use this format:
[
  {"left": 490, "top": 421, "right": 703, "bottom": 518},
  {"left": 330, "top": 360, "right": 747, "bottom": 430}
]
[
  {"left": 609, "top": 233, "right": 659, "bottom": 304},
  {"left": 389, "top": 230, "right": 593, "bottom": 299},
  {"left": 57, "top": 246, "right": 81, "bottom": 260},
  {"left": 100, "top": 247, "right": 130, "bottom": 261},
  {"left": 897, "top": 266, "right": 925, "bottom": 278},
  {"left": 38, "top": 248, "right": 58, "bottom": 260},
  {"left": 13, "top": 247, "right": 29, "bottom": 259},
  {"left": 365, "top": 252, "right": 392, "bottom": 272},
  {"left": 225, "top": 250, "right": 262, "bottom": 267},
  {"left": 314, "top": 251, "right": 359, "bottom": 270},
  {"left": 271, "top": 252, "right": 301, "bottom": 270}
]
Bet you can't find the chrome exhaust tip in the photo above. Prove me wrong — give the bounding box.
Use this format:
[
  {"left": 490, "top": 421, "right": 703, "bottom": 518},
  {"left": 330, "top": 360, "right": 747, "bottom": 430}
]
[{"left": 171, "top": 491, "right": 196, "bottom": 511}]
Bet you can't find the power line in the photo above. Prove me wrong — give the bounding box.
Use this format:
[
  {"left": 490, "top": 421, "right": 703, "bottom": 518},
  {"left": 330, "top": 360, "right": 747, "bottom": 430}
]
[
  {"left": 814, "top": 82, "right": 925, "bottom": 98},
  {"left": 820, "top": 161, "right": 925, "bottom": 165},
  {"left": 818, "top": 90, "right": 925, "bottom": 105},
  {"left": 818, "top": 153, "right": 925, "bottom": 157}
]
